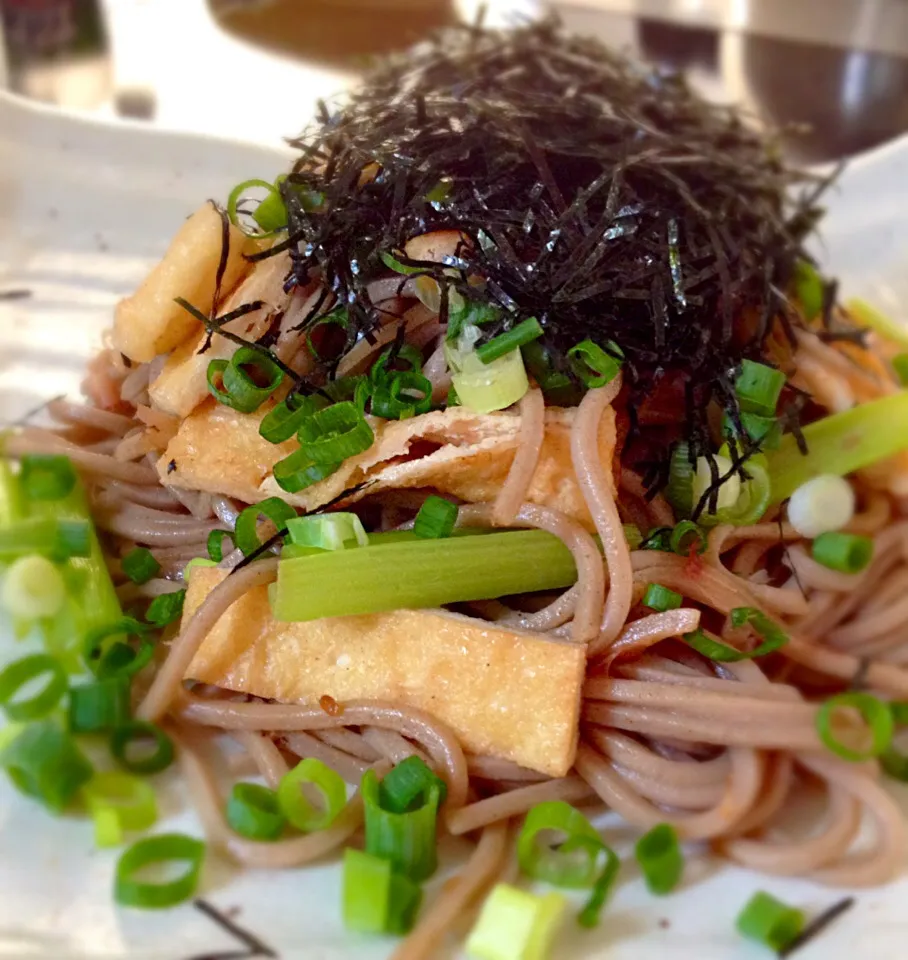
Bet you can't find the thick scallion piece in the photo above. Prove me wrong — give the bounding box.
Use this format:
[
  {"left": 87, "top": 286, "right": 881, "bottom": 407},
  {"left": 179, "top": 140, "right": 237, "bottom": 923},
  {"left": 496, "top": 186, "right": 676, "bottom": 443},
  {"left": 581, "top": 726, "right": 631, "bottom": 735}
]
[
  {"left": 26, "top": 472, "right": 123, "bottom": 669},
  {"left": 635, "top": 823, "right": 683, "bottom": 895},
  {"left": 69, "top": 676, "right": 132, "bottom": 733},
  {"left": 1, "top": 720, "right": 93, "bottom": 812},
  {"left": 811, "top": 532, "right": 873, "bottom": 573},
  {"left": 285, "top": 513, "right": 368, "bottom": 551},
  {"left": 736, "top": 891, "right": 804, "bottom": 953},
  {"left": 83, "top": 771, "right": 158, "bottom": 848},
  {"left": 465, "top": 884, "right": 567, "bottom": 960},
  {"left": 446, "top": 334, "right": 530, "bottom": 414},
  {"left": 362, "top": 767, "right": 441, "bottom": 881},
  {"left": 121, "top": 548, "right": 161, "bottom": 585},
  {"left": 146, "top": 589, "right": 186, "bottom": 628},
  {"left": 816, "top": 692, "right": 894, "bottom": 763},
  {"left": 114, "top": 833, "right": 206, "bottom": 909},
  {"left": 476, "top": 318, "right": 544, "bottom": 364},
  {"left": 19, "top": 455, "right": 77, "bottom": 501},
  {"left": 0, "top": 517, "right": 90, "bottom": 561},
  {"left": 342, "top": 847, "right": 423, "bottom": 935},
  {"left": 766, "top": 392, "right": 908, "bottom": 503},
  {"left": 227, "top": 782, "right": 286, "bottom": 840},
  {"left": 234, "top": 498, "right": 297, "bottom": 556},
  {"left": 0, "top": 654, "right": 68, "bottom": 722},
  {"left": 413, "top": 495, "right": 458, "bottom": 539},
  {"left": 642, "top": 583, "right": 682, "bottom": 612},
  {"left": 380, "top": 757, "right": 448, "bottom": 813},
  {"left": 111, "top": 721, "right": 175, "bottom": 775},
  {"left": 0, "top": 554, "right": 67, "bottom": 619},
  {"left": 277, "top": 757, "right": 347, "bottom": 832},
  {"left": 273, "top": 530, "right": 578, "bottom": 622},
  {"left": 735, "top": 359, "right": 786, "bottom": 417}
]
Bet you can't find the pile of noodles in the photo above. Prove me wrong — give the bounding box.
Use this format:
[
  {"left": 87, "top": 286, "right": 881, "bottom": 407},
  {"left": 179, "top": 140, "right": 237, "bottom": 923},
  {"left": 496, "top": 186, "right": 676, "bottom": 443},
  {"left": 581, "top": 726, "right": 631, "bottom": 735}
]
[{"left": 8, "top": 304, "right": 908, "bottom": 957}]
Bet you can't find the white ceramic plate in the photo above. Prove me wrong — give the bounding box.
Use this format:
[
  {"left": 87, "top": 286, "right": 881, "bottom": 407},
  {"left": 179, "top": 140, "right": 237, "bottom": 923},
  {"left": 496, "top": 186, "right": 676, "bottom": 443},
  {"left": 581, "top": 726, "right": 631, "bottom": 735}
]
[{"left": 3, "top": 91, "right": 908, "bottom": 960}]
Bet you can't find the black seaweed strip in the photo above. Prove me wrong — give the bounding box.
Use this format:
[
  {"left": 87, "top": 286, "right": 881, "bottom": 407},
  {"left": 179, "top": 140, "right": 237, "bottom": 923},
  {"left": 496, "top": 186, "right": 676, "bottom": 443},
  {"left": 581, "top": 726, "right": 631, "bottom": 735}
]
[
  {"left": 777, "top": 897, "right": 855, "bottom": 958},
  {"left": 255, "top": 16, "right": 827, "bottom": 488},
  {"left": 174, "top": 297, "right": 302, "bottom": 383},
  {"left": 187, "top": 898, "right": 277, "bottom": 959}
]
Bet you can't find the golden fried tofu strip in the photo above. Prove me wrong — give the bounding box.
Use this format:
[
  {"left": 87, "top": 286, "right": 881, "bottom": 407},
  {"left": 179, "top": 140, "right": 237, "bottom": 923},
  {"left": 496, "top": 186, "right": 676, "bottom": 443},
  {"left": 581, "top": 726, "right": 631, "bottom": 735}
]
[
  {"left": 185, "top": 568, "right": 586, "bottom": 777},
  {"left": 114, "top": 204, "right": 257, "bottom": 363}
]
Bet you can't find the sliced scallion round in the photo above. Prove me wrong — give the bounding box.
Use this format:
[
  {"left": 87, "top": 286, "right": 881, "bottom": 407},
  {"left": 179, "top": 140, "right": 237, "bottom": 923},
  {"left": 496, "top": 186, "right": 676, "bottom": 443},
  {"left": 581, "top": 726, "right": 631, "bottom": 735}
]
[
  {"left": 233, "top": 498, "right": 297, "bottom": 556},
  {"left": 226, "top": 782, "right": 285, "bottom": 841},
  {"left": 114, "top": 833, "right": 206, "bottom": 909},
  {"left": 298, "top": 401, "right": 375, "bottom": 463},
  {"left": 111, "top": 721, "right": 175, "bottom": 775},
  {"left": 83, "top": 771, "right": 158, "bottom": 848},
  {"left": 816, "top": 692, "right": 894, "bottom": 763},
  {"left": 277, "top": 757, "right": 347, "bottom": 832},
  {"left": 811, "top": 531, "right": 873, "bottom": 574},
  {"left": 0, "top": 654, "right": 68, "bottom": 722},
  {"left": 19, "top": 455, "right": 77, "bottom": 501}
]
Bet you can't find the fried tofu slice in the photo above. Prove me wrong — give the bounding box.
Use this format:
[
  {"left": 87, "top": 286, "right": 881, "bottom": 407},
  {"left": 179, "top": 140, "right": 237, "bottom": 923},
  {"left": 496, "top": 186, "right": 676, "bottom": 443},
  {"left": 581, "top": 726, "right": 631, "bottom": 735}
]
[
  {"left": 158, "top": 404, "right": 616, "bottom": 529},
  {"left": 157, "top": 398, "right": 295, "bottom": 501},
  {"left": 114, "top": 204, "right": 257, "bottom": 363},
  {"left": 184, "top": 568, "right": 586, "bottom": 776},
  {"left": 149, "top": 252, "right": 293, "bottom": 420}
]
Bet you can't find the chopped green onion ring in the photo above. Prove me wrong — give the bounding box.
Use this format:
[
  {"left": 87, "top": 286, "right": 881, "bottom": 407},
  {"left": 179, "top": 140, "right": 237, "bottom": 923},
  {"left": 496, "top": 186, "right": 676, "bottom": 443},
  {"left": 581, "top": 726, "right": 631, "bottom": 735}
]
[
  {"left": 83, "top": 771, "right": 158, "bottom": 848},
  {"left": 20, "top": 455, "right": 77, "bottom": 501},
  {"left": 69, "top": 676, "right": 132, "bottom": 734},
  {"left": 0, "top": 654, "right": 68, "bottom": 722},
  {"left": 812, "top": 532, "right": 873, "bottom": 574},
  {"left": 277, "top": 757, "right": 347, "bottom": 832},
  {"left": 342, "top": 847, "right": 423, "bottom": 935},
  {"left": 146, "top": 589, "right": 185, "bottom": 628},
  {"left": 121, "top": 547, "right": 161, "bottom": 585},
  {"left": 1, "top": 720, "right": 93, "bottom": 812},
  {"left": 816, "top": 692, "right": 894, "bottom": 763},
  {"left": 234, "top": 497, "right": 297, "bottom": 556},
  {"left": 736, "top": 891, "right": 804, "bottom": 953},
  {"left": 362, "top": 767, "right": 441, "bottom": 881},
  {"left": 226, "top": 782, "right": 286, "bottom": 841},
  {"left": 413, "top": 496, "right": 458, "bottom": 539},
  {"left": 114, "top": 833, "right": 206, "bottom": 909},
  {"left": 635, "top": 823, "right": 683, "bottom": 895},
  {"left": 298, "top": 401, "right": 375, "bottom": 463},
  {"left": 111, "top": 721, "right": 175, "bottom": 775},
  {"left": 642, "top": 583, "right": 682, "bottom": 612}
]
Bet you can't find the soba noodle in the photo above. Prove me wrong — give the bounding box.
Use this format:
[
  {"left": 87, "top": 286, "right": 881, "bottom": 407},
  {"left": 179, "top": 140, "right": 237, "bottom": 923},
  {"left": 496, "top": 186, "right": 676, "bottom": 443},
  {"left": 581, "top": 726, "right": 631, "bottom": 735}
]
[{"left": 15, "top": 317, "right": 908, "bottom": 958}]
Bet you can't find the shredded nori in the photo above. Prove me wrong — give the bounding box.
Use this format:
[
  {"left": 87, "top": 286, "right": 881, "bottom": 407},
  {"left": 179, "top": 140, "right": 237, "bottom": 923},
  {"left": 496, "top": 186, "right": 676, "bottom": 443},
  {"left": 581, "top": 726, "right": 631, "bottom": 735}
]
[
  {"left": 246, "top": 17, "right": 827, "bottom": 460},
  {"left": 777, "top": 897, "right": 855, "bottom": 958}
]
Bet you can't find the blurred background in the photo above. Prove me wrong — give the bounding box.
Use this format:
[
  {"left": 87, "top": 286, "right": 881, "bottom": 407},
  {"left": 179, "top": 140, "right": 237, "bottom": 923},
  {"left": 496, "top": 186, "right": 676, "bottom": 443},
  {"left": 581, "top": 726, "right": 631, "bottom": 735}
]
[{"left": 1, "top": 0, "right": 907, "bottom": 163}]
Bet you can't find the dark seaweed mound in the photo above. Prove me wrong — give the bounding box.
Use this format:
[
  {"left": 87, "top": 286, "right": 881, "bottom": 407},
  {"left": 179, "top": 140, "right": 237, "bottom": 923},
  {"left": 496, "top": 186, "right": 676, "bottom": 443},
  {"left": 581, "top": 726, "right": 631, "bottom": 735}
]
[{"left": 257, "top": 17, "right": 827, "bottom": 457}]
